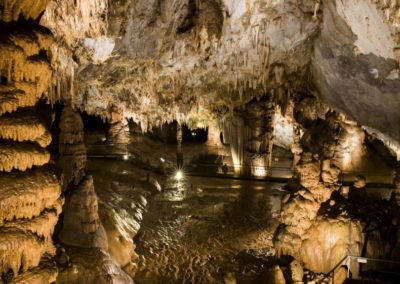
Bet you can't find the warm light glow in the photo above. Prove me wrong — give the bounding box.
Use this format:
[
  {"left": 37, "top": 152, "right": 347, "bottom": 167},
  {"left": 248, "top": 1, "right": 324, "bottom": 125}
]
[
  {"left": 231, "top": 150, "right": 242, "bottom": 174},
  {"left": 254, "top": 166, "right": 266, "bottom": 177},
  {"left": 341, "top": 130, "right": 363, "bottom": 170},
  {"left": 252, "top": 157, "right": 267, "bottom": 177},
  {"left": 175, "top": 170, "right": 184, "bottom": 181},
  {"left": 160, "top": 157, "right": 165, "bottom": 163},
  {"left": 123, "top": 154, "right": 129, "bottom": 160}
]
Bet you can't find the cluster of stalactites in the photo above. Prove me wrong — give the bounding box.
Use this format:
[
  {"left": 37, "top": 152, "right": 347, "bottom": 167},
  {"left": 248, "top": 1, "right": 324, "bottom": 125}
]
[
  {"left": 0, "top": 0, "right": 51, "bottom": 22},
  {"left": 0, "top": 28, "right": 53, "bottom": 116},
  {"left": 0, "top": 28, "right": 62, "bottom": 280},
  {"left": 372, "top": 0, "right": 400, "bottom": 59},
  {"left": 40, "top": 0, "right": 108, "bottom": 105}
]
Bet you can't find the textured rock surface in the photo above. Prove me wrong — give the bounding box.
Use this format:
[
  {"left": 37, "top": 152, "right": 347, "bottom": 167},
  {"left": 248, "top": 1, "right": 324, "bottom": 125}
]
[
  {"left": 59, "top": 176, "right": 108, "bottom": 249},
  {"left": 58, "top": 105, "right": 87, "bottom": 191},
  {"left": 37, "top": 0, "right": 399, "bottom": 149},
  {"left": 0, "top": 25, "right": 62, "bottom": 281},
  {"left": 312, "top": 0, "right": 400, "bottom": 141},
  {"left": 56, "top": 247, "right": 133, "bottom": 284},
  {"left": 0, "top": 0, "right": 51, "bottom": 22}
]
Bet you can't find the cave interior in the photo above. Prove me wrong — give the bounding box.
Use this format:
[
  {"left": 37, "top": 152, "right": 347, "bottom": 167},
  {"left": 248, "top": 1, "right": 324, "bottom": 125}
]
[{"left": 0, "top": 0, "right": 400, "bottom": 283}]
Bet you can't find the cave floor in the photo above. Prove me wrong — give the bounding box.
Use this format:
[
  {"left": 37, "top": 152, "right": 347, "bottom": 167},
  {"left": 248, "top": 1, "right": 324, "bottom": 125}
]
[{"left": 133, "top": 176, "right": 285, "bottom": 284}]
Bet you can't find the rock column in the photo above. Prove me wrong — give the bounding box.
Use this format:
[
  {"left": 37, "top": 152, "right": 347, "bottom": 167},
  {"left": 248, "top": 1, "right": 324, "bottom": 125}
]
[{"left": 0, "top": 27, "right": 63, "bottom": 282}]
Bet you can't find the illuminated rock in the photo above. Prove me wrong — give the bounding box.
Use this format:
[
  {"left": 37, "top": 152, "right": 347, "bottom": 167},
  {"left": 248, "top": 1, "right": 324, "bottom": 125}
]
[
  {"left": 0, "top": 0, "right": 51, "bottom": 22},
  {"left": 300, "top": 216, "right": 364, "bottom": 273},
  {"left": 56, "top": 246, "right": 133, "bottom": 284},
  {"left": 0, "top": 109, "right": 51, "bottom": 147},
  {"left": 8, "top": 261, "right": 58, "bottom": 284},
  {"left": 107, "top": 106, "right": 131, "bottom": 145},
  {"left": 58, "top": 105, "right": 87, "bottom": 191},
  {"left": 0, "top": 142, "right": 50, "bottom": 172},
  {"left": 59, "top": 175, "right": 108, "bottom": 249}
]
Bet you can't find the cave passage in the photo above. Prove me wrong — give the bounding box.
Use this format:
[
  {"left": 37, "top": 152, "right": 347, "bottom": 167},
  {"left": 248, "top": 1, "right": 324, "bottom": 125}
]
[{"left": 1, "top": 1, "right": 400, "bottom": 284}]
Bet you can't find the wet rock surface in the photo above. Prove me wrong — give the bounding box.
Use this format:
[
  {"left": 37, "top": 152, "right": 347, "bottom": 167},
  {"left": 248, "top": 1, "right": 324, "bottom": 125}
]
[{"left": 134, "top": 177, "right": 284, "bottom": 283}]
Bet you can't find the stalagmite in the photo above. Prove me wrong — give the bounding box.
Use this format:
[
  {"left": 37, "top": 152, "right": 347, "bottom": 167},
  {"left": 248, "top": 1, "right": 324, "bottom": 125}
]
[
  {"left": 207, "top": 124, "right": 222, "bottom": 147},
  {"left": 176, "top": 122, "right": 183, "bottom": 167},
  {"left": 58, "top": 105, "right": 87, "bottom": 191},
  {"left": 243, "top": 96, "right": 276, "bottom": 176},
  {"left": 291, "top": 125, "right": 303, "bottom": 170},
  {"left": 59, "top": 175, "right": 108, "bottom": 249},
  {"left": 106, "top": 106, "right": 131, "bottom": 154},
  {"left": 3, "top": 210, "right": 61, "bottom": 240}
]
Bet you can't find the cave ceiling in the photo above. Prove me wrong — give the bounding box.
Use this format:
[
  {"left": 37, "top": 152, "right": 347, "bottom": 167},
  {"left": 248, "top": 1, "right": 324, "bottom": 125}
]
[{"left": 35, "top": 0, "right": 400, "bottom": 140}]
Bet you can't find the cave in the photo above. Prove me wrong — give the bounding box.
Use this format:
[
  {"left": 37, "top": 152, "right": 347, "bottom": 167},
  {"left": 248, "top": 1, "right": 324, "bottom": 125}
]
[{"left": 0, "top": 0, "right": 400, "bottom": 283}]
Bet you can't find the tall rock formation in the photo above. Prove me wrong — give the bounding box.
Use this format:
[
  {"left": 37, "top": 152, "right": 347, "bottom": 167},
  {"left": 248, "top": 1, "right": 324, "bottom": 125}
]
[{"left": 0, "top": 24, "right": 63, "bottom": 282}]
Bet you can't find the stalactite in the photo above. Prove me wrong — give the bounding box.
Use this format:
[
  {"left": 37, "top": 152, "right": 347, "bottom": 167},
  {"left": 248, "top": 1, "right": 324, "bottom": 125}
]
[
  {"left": 0, "top": 142, "right": 50, "bottom": 172},
  {"left": 0, "top": 26, "right": 62, "bottom": 280},
  {"left": 0, "top": 228, "right": 52, "bottom": 276},
  {"left": 8, "top": 262, "right": 58, "bottom": 284},
  {"left": 0, "top": 109, "right": 51, "bottom": 147},
  {"left": 0, "top": 0, "right": 51, "bottom": 22},
  {"left": 0, "top": 169, "right": 61, "bottom": 225}
]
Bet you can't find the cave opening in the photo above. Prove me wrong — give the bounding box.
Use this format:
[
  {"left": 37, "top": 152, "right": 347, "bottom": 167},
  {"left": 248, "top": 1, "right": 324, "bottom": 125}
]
[{"left": 0, "top": 1, "right": 399, "bottom": 284}]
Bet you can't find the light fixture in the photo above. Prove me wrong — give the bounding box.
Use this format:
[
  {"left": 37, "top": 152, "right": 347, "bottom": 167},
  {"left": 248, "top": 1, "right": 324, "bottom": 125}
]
[
  {"left": 174, "top": 170, "right": 183, "bottom": 181},
  {"left": 123, "top": 154, "right": 129, "bottom": 160},
  {"left": 160, "top": 157, "right": 165, "bottom": 163}
]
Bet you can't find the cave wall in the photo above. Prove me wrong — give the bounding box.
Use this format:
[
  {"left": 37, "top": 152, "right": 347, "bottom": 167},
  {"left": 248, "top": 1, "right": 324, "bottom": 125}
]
[{"left": 312, "top": 0, "right": 400, "bottom": 142}]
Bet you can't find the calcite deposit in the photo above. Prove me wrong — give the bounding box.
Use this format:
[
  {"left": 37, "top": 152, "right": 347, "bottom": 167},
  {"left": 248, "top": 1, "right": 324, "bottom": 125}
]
[
  {"left": 58, "top": 105, "right": 87, "bottom": 191},
  {"left": 0, "top": 0, "right": 399, "bottom": 282},
  {"left": 0, "top": 25, "right": 62, "bottom": 282},
  {"left": 59, "top": 176, "right": 108, "bottom": 249}
]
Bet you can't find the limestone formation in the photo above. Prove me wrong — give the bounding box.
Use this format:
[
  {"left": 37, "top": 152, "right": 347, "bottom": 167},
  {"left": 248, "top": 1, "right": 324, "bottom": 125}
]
[
  {"left": 391, "top": 166, "right": 400, "bottom": 260},
  {"left": 56, "top": 247, "right": 133, "bottom": 284},
  {"left": 207, "top": 124, "right": 222, "bottom": 147},
  {"left": 58, "top": 105, "right": 87, "bottom": 191},
  {"left": 0, "top": 169, "right": 61, "bottom": 225},
  {"left": 0, "top": 142, "right": 50, "bottom": 172},
  {"left": 99, "top": 181, "right": 150, "bottom": 276},
  {"left": 7, "top": 261, "right": 58, "bottom": 284},
  {"left": 106, "top": 106, "right": 131, "bottom": 154},
  {"left": 0, "top": 0, "right": 398, "bottom": 282},
  {"left": 0, "top": 25, "right": 62, "bottom": 282},
  {"left": 59, "top": 175, "right": 108, "bottom": 249},
  {"left": 244, "top": 96, "right": 276, "bottom": 176},
  {"left": 0, "top": 109, "right": 51, "bottom": 147},
  {"left": 275, "top": 112, "right": 355, "bottom": 272},
  {"left": 0, "top": 0, "right": 51, "bottom": 22}
]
